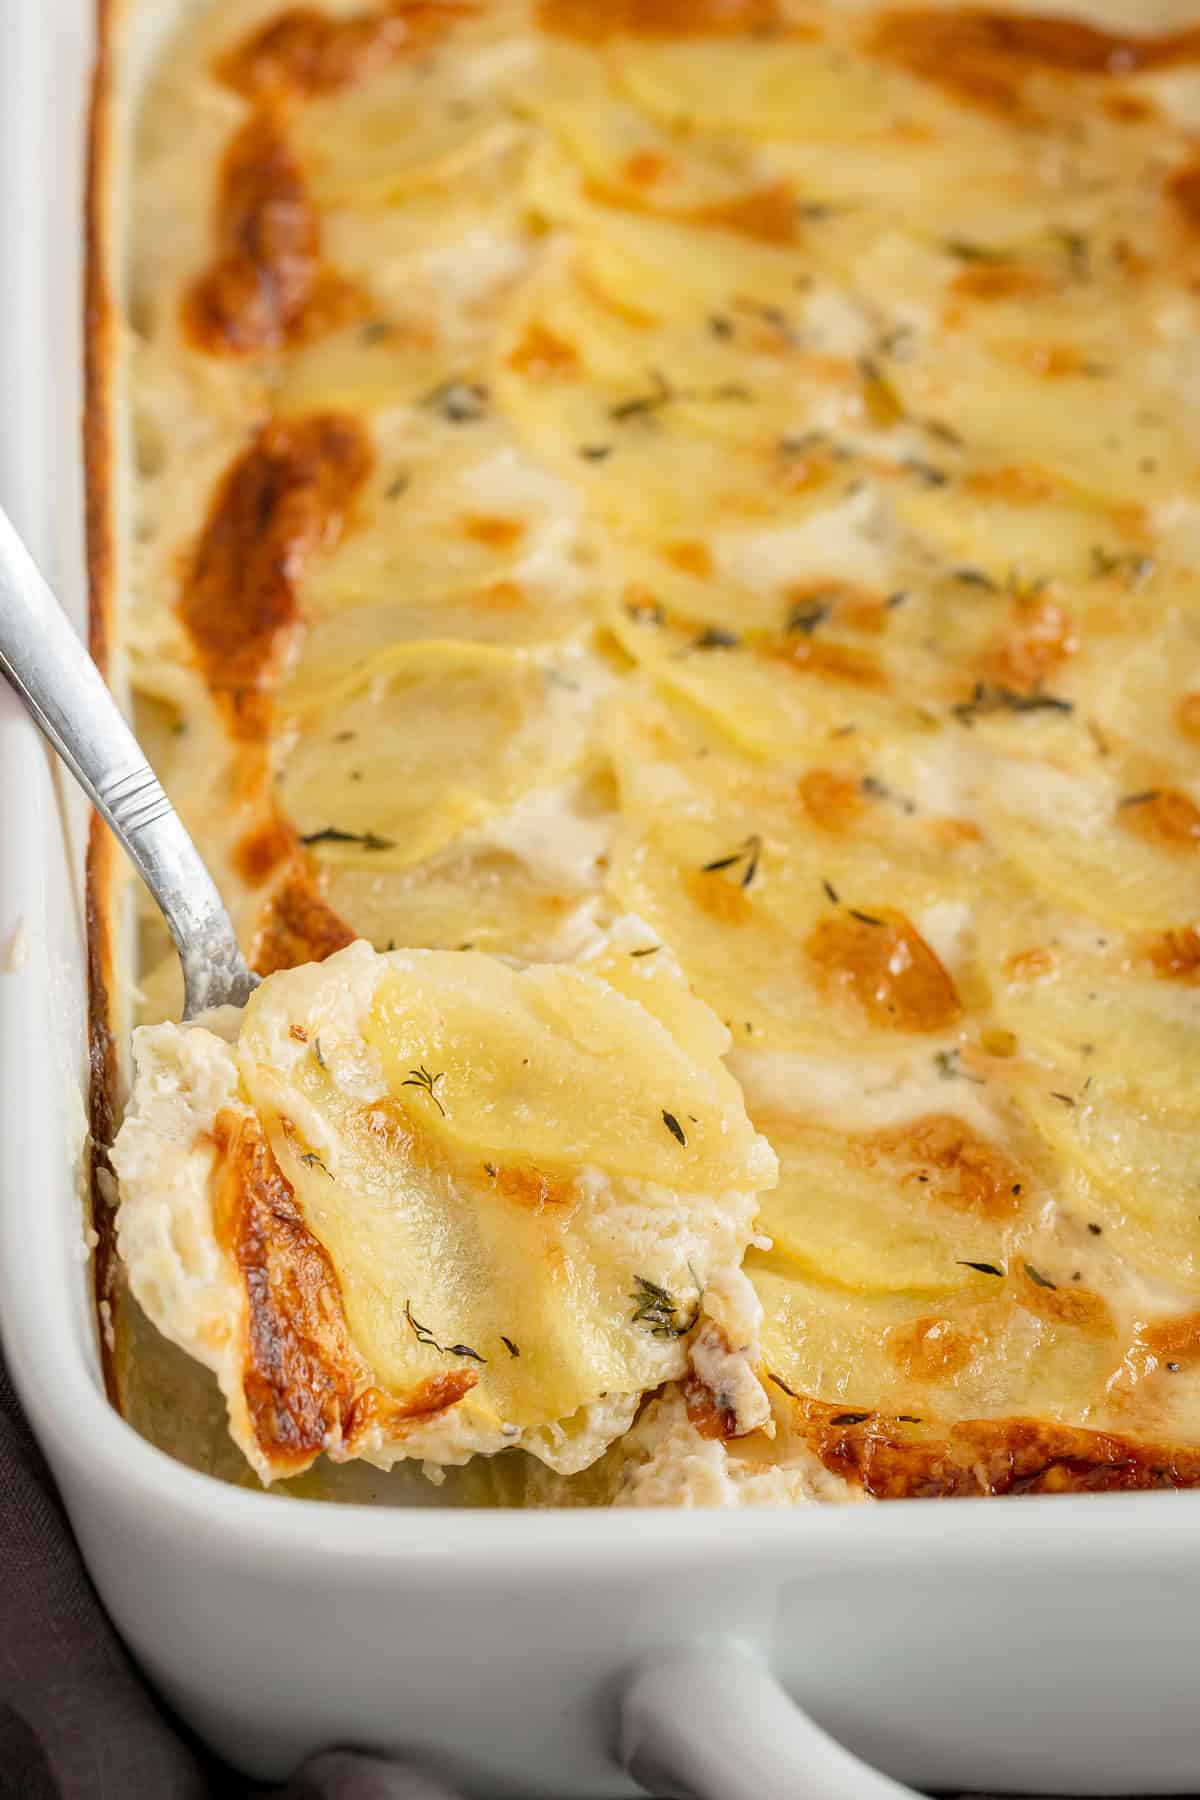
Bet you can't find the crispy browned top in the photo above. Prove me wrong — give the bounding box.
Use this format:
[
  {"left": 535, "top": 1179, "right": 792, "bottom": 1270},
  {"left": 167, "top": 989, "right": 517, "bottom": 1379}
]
[
  {"left": 212, "top": 1107, "right": 365, "bottom": 1475},
  {"left": 587, "top": 177, "right": 803, "bottom": 246},
  {"left": 183, "top": 110, "right": 357, "bottom": 356},
  {"left": 792, "top": 1396, "right": 1200, "bottom": 1496},
  {"left": 538, "top": 0, "right": 789, "bottom": 41},
  {"left": 218, "top": 2, "right": 474, "bottom": 99},
  {"left": 1145, "top": 927, "right": 1200, "bottom": 984},
  {"left": 805, "top": 910, "right": 963, "bottom": 1033},
  {"left": 211, "top": 1108, "right": 476, "bottom": 1477},
  {"left": 179, "top": 413, "right": 370, "bottom": 740},
  {"left": 872, "top": 10, "right": 1200, "bottom": 112},
  {"left": 1119, "top": 788, "right": 1200, "bottom": 853},
  {"left": 866, "top": 1113, "right": 1026, "bottom": 1218},
  {"left": 251, "top": 867, "right": 358, "bottom": 977},
  {"left": 986, "top": 593, "right": 1077, "bottom": 694},
  {"left": 684, "top": 1372, "right": 740, "bottom": 1441}
]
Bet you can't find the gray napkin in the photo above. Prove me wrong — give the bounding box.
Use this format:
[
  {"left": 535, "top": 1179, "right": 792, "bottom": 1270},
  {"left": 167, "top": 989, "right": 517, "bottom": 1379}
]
[{"left": 0, "top": 1352, "right": 463, "bottom": 1799}]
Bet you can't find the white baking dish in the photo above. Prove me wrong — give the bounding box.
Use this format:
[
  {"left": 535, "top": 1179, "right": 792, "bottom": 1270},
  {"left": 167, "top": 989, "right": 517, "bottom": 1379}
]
[{"left": 4, "top": 4, "right": 1200, "bottom": 1796}]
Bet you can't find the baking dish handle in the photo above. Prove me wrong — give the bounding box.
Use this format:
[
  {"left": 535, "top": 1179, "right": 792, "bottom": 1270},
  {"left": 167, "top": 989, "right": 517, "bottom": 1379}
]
[{"left": 620, "top": 1646, "right": 920, "bottom": 1799}]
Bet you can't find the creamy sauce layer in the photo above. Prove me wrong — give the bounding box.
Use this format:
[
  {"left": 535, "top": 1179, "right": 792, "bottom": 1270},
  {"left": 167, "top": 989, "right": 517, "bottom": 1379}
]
[{"left": 114, "top": 0, "right": 1200, "bottom": 1503}]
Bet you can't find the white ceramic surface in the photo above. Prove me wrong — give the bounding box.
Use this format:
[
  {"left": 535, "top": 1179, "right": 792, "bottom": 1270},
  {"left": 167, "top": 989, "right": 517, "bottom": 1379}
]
[{"left": 3, "top": 5, "right": 1200, "bottom": 1797}]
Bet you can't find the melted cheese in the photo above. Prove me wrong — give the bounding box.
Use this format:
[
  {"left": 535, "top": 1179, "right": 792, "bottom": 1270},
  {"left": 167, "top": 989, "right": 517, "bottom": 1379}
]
[
  {"left": 115, "top": 938, "right": 775, "bottom": 1482},
  {"left": 111, "top": 0, "right": 1200, "bottom": 1501}
]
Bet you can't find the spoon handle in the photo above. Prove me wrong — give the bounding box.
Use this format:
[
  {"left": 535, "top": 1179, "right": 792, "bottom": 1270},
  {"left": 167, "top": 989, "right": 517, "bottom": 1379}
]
[{"left": 0, "top": 504, "right": 256, "bottom": 1018}]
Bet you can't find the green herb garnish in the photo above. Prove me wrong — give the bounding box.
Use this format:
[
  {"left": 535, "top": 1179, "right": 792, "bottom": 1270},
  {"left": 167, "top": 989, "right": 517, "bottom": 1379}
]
[
  {"left": 952, "top": 682, "right": 1074, "bottom": 725},
  {"left": 630, "top": 1275, "right": 698, "bottom": 1339},
  {"left": 786, "top": 600, "right": 832, "bottom": 636},
  {"left": 402, "top": 1066, "right": 446, "bottom": 1117},
  {"left": 934, "top": 1049, "right": 984, "bottom": 1085},
  {"left": 300, "top": 827, "right": 397, "bottom": 852},
  {"left": 405, "top": 1300, "right": 486, "bottom": 1363},
  {"left": 423, "top": 379, "right": 489, "bottom": 422},
  {"left": 611, "top": 369, "right": 674, "bottom": 422},
  {"left": 701, "top": 835, "right": 761, "bottom": 888},
  {"left": 944, "top": 238, "right": 1009, "bottom": 264},
  {"left": 661, "top": 1110, "right": 687, "bottom": 1147},
  {"left": 1090, "top": 547, "right": 1154, "bottom": 588},
  {"left": 952, "top": 566, "right": 998, "bottom": 591}
]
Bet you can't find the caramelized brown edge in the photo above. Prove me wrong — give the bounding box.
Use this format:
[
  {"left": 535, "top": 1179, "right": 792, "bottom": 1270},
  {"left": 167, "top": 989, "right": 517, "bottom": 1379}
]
[
  {"left": 791, "top": 1398, "right": 1200, "bottom": 1496},
  {"left": 84, "top": 0, "right": 121, "bottom": 1408},
  {"left": 80, "top": 0, "right": 1200, "bottom": 1495}
]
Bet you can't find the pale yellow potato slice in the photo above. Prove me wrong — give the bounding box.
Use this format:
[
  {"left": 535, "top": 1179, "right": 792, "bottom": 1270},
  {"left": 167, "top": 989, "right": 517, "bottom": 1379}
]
[{"left": 114, "top": 938, "right": 776, "bottom": 1485}]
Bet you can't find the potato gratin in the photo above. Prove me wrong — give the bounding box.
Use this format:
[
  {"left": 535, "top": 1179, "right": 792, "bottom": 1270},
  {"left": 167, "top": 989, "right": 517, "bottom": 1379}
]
[{"left": 110, "top": 0, "right": 1200, "bottom": 1505}]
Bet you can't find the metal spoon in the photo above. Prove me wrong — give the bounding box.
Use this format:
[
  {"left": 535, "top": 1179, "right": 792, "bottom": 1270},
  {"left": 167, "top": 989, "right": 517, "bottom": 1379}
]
[{"left": 0, "top": 503, "right": 257, "bottom": 1019}]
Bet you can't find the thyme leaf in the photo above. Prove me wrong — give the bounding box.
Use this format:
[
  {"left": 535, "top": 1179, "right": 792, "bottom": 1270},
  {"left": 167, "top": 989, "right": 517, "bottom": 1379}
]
[
  {"left": 848, "top": 908, "right": 885, "bottom": 927},
  {"left": 952, "top": 681, "right": 1074, "bottom": 725},
  {"left": 934, "top": 1048, "right": 984, "bottom": 1085},
  {"left": 957, "top": 1260, "right": 1005, "bottom": 1277},
  {"left": 298, "top": 1151, "right": 331, "bottom": 1177},
  {"left": 422, "top": 379, "right": 489, "bottom": 423},
  {"left": 402, "top": 1065, "right": 446, "bottom": 1117},
  {"left": 1023, "top": 1262, "right": 1057, "bottom": 1290},
  {"left": 944, "top": 238, "right": 1010, "bottom": 264},
  {"left": 312, "top": 1037, "right": 327, "bottom": 1070},
  {"left": 661, "top": 1110, "right": 687, "bottom": 1147},
  {"left": 952, "top": 565, "right": 998, "bottom": 591},
  {"left": 300, "top": 826, "right": 397, "bottom": 852},
  {"left": 693, "top": 626, "right": 740, "bottom": 650},
  {"left": 1090, "top": 547, "right": 1154, "bottom": 589},
  {"left": 611, "top": 369, "right": 674, "bottom": 422},
  {"left": 903, "top": 457, "right": 949, "bottom": 489},
  {"left": 1055, "top": 228, "right": 1091, "bottom": 280},
  {"left": 861, "top": 774, "right": 916, "bottom": 815},
  {"left": 830, "top": 1410, "right": 871, "bottom": 1426},
  {"left": 630, "top": 1274, "right": 698, "bottom": 1339},
  {"left": 700, "top": 835, "right": 762, "bottom": 888},
  {"left": 1118, "top": 789, "right": 1160, "bottom": 809},
  {"left": 501, "top": 1336, "right": 520, "bottom": 1358},
  {"left": 786, "top": 600, "right": 832, "bottom": 635},
  {"left": 405, "top": 1300, "right": 486, "bottom": 1363}
]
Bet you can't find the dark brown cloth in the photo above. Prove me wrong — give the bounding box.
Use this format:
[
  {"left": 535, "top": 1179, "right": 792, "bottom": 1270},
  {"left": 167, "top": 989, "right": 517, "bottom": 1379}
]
[{"left": 0, "top": 1352, "right": 463, "bottom": 1800}]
